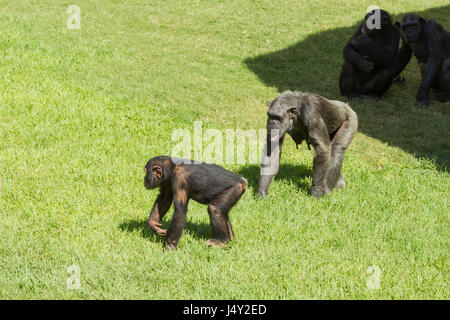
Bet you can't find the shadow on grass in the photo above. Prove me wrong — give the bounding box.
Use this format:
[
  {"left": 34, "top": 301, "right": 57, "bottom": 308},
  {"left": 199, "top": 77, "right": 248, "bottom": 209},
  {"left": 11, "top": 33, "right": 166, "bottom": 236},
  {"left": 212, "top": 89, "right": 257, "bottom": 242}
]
[
  {"left": 119, "top": 219, "right": 211, "bottom": 243},
  {"left": 238, "top": 163, "right": 312, "bottom": 196},
  {"left": 244, "top": 5, "right": 450, "bottom": 170}
]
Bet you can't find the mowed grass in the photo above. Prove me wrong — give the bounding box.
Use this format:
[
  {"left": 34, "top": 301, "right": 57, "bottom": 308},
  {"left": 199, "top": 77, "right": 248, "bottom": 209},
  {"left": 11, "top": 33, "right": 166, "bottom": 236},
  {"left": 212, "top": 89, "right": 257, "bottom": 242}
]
[{"left": 0, "top": 0, "right": 448, "bottom": 299}]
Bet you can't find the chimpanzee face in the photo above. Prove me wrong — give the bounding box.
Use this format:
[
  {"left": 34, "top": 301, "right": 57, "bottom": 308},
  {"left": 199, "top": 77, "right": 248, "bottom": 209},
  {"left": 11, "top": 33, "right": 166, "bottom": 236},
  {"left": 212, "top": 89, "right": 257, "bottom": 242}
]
[
  {"left": 363, "top": 9, "right": 392, "bottom": 36},
  {"left": 144, "top": 159, "right": 164, "bottom": 190},
  {"left": 266, "top": 92, "right": 299, "bottom": 143},
  {"left": 399, "top": 14, "right": 425, "bottom": 43}
]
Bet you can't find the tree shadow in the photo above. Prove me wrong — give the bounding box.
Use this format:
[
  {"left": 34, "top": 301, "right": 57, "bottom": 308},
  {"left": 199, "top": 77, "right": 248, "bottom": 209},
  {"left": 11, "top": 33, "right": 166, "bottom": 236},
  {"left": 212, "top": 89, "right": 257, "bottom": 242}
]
[
  {"left": 119, "top": 218, "right": 212, "bottom": 243},
  {"left": 238, "top": 163, "right": 312, "bottom": 196},
  {"left": 244, "top": 5, "right": 450, "bottom": 170}
]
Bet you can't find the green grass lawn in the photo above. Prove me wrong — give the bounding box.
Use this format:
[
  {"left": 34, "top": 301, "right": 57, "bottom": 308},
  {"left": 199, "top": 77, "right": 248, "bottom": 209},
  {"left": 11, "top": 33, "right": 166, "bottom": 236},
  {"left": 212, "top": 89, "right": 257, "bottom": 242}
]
[{"left": 0, "top": 0, "right": 449, "bottom": 299}]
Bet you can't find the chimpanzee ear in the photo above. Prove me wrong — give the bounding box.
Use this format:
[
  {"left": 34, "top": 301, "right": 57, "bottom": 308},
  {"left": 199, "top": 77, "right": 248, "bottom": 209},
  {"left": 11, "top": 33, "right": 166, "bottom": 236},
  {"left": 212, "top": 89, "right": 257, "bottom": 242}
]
[
  {"left": 394, "top": 21, "right": 401, "bottom": 28},
  {"left": 364, "top": 10, "right": 375, "bottom": 20},
  {"left": 266, "top": 101, "right": 271, "bottom": 107},
  {"left": 419, "top": 17, "right": 425, "bottom": 24},
  {"left": 152, "top": 166, "right": 163, "bottom": 179}
]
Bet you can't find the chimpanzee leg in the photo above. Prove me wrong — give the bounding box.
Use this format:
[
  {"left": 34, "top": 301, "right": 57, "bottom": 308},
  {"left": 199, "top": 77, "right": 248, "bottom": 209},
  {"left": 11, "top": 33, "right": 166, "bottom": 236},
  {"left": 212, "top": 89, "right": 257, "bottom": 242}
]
[
  {"left": 358, "top": 69, "right": 394, "bottom": 97},
  {"left": 165, "top": 191, "right": 188, "bottom": 250},
  {"left": 336, "top": 174, "right": 346, "bottom": 189},
  {"left": 420, "top": 62, "right": 440, "bottom": 91},
  {"left": 326, "top": 110, "right": 358, "bottom": 191},
  {"left": 207, "top": 180, "right": 247, "bottom": 247},
  {"left": 309, "top": 142, "right": 331, "bottom": 197},
  {"left": 436, "top": 59, "right": 450, "bottom": 102},
  {"left": 339, "top": 62, "right": 360, "bottom": 98},
  {"left": 359, "top": 50, "right": 411, "bottom": 97}
]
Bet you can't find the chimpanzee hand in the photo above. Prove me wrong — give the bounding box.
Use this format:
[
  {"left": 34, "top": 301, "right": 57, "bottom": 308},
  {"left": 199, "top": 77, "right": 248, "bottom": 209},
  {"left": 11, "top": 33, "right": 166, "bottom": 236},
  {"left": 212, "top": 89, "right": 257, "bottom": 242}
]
[
  {"left": 359, "top": 56, "right": 374, "bottom": 73},
  {"left": 148, "top": 219, "right": 167, "bottom": 236}
]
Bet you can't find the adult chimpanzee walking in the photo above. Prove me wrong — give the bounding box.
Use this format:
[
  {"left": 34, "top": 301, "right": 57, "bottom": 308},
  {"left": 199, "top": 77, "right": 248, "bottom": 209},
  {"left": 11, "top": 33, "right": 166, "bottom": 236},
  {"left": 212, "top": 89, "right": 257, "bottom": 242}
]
[{"left": 258, "top": 91, "right": 358, "bottom": 198}]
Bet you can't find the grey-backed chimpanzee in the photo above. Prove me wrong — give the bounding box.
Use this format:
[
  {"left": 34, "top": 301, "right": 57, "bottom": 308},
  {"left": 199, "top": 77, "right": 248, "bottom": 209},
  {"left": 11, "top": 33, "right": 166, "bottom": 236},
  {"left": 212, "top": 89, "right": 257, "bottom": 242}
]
[
  {"left": 144, "top": 156, "right": 247, "bottom": 250},
  {"left": 339, "top": 9, "right": 411, "bottom": 100},
  {"left": 396, "top": 13, "right": 450, "bottom": 107},
  {"left": 258, "top": 91, "right": 358, "bottom": 198}
]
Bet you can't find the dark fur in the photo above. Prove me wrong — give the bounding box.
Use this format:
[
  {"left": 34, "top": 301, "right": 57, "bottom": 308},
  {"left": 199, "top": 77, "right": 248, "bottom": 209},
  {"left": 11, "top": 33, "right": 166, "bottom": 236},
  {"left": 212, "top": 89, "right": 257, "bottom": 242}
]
[
  {"left": 339, "top": 9, "right": 411, "bottom": 99},
  {"left": 396, "top": 13, "right": 450, "bottom": 107},
  {"left": 258, "top": 91, "right": 358, "bottom": 198},
  {"left": 144, "top": 156, "right": 247, "bottom": 250}
]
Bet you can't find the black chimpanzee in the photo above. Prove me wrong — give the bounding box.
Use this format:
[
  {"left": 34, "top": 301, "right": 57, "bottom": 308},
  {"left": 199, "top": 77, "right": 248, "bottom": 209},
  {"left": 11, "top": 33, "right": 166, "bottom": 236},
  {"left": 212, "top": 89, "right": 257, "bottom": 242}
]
[
  {"left": 396, "top": 13, "right": 450, "bottom": 107},
  {"left": 258, "top": 91, "right": 358, "bottom": 198},
  {"left": 144, "top": 156, "right": 247, "bottom": 250},
  {"left": 339, "top": 9, "right": 411, "bottom": 100}
]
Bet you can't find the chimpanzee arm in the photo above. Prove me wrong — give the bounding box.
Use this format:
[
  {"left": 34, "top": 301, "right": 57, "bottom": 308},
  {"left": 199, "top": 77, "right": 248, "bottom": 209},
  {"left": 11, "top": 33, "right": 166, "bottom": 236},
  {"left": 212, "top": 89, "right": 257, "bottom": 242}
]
[
  {"left": 258, "top": 136, "right": 284, "bottom": 198},
  {"left": 392, "top": 40, "right": 412, "bottom": 77},
  {"left": 344, "top": 42, "right": 373, "bottom": 72},
  {"left": 343, "top": 24, "right": 373, "bottom": 72},
  {"left": 344, "top": 41, "right": 363, "bottom": 63},
  {"left": 355, "top": 31, "right": 400, "bottom": 67},
  {"left": 148, "top": 188, "right": 173, "bottom": 236},
  {"left": 416, "top": 22, "right": 443, "bottom": 106},
  {"left": 165, "top": 190, "right": 189, "bottom": 249}
]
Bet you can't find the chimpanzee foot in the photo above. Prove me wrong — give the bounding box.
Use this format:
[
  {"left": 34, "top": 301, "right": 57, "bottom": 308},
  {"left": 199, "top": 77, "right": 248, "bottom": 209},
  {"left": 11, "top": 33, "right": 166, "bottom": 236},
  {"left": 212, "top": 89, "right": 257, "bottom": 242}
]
[
  {"left": 336, "top": 176, "right": 346, "bottom": 189},
  {"left": 257, "top": 190, "right": 267, "bottom": 198},
  {"left": 435, "top": 92, "right": 450, "bottom": 103},
  {"left": 347, "top": 94, "right": 380, "bottom": 102},
  {"left": 347, "top": 94, "right": 364, "bottom": 102},
  {"left": 309, "top": 186, "right": 329, "bottom": 198},
  {"left": 206, "top": 239, "right": 227, "bottom": 248},
  {"left": 163, "top": 243, "right": 177, "bottom": 251},
  {"left": 416, "top": 99, "right": 429, "bottom": 108},
  {"left": 362, "top": 95, "right": 381, "bottom": 102}
]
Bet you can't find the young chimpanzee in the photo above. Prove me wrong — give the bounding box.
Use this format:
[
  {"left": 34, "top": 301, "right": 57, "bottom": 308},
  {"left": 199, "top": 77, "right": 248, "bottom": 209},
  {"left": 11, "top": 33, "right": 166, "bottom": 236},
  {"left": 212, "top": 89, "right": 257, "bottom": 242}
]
[{"left": 144, "top": 156, "right": 247, "bottom": 250}]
